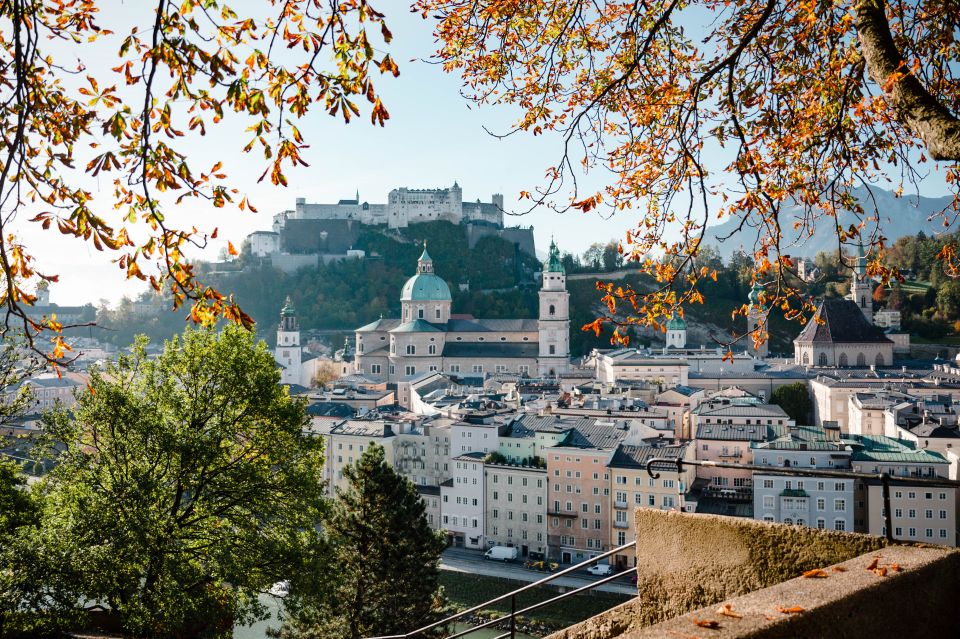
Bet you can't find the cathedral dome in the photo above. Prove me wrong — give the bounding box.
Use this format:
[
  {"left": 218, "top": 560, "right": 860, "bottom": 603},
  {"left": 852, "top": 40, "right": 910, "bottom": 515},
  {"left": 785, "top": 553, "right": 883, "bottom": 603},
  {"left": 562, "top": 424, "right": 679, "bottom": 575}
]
[
  {"left": 400, "top": 245, "right": 452, "bottom": 302},
  {"left": 666, "top": 316, "right": 686, "bottom": 330}
]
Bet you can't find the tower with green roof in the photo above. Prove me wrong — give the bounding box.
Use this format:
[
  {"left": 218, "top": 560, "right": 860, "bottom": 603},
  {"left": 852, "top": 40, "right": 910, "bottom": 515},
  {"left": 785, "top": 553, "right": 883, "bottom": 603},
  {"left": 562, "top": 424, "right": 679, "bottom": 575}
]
[
  {"left": 847, "top": 243, "right": 873, "bottom": 324},
  {"left": 276, "top": 296, "right": 302, "bottom": 385},
  {"left": 747, "top": 282, "right": 768, "bottom": 358},
  {"left": 538, "top": 238, "right": 570, "bottom": 377},
  {"left": 666, "top": 315, "right": 687, "bottom": 349}
]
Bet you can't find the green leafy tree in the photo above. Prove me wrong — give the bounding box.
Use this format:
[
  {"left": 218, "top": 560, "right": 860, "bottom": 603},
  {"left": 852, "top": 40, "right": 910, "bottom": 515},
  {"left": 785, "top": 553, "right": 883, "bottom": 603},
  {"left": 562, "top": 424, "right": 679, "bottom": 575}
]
[
  {"left": 34, "top": 326, "right": 325, "bottom": 637},
  {"left": 771, "top": 382, "right": 813, "bottom": 425},
  {"left": 280, "top": 444, "right": 446, "bottom": 639}
]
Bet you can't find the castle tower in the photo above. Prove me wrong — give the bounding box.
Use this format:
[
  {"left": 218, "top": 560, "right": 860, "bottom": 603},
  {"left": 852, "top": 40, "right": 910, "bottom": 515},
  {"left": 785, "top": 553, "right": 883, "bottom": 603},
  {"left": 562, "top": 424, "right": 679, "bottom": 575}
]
[
  {"left": 747, "top": 282, "right": 769, "bottom": 359},
  {"left": 538, "top": 239, "right": 570, "bottom": 377},
  {"left": 276, "top": 296, "right": 302, "bottom": 385},
  {"left": 666, "top": 315, "right": 687, "bottom": 349},
  {"left": 847, "top": 244, "right": 873, "bottom": 323}
]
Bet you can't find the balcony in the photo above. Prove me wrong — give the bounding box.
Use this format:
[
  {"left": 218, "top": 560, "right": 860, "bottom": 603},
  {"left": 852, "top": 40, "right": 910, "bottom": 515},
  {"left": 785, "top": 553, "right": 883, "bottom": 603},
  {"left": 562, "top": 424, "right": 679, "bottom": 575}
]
[
  {"left": 614, "top": 500, "right": 629, "bottom": 509},
  {"left": 613, "top": 520, "right": 629, "bottom": 529}
]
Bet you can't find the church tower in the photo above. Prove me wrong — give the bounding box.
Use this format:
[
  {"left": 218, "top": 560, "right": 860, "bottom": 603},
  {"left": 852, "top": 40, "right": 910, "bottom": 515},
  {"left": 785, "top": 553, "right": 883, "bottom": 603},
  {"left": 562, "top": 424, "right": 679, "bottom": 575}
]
[
  {"left": 847, "top": 244, "right": 873, "bottom": 323},
  {"left": 276, "top": 296, "right": 302, "bottom": 385},
  {"left": 538, "top": 239, "right": 570, "bottom": 377},
  {"left": 747, "top": 282, "right": 768, "bottom": 359},
  {"left": 666, "top": 315, "right": 687, "bottom": 349}
]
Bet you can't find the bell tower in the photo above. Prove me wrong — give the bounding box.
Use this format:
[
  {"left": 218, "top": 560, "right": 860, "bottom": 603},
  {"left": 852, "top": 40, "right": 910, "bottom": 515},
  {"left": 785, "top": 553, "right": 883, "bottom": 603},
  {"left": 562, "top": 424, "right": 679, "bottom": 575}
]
[
  {"left": 537, "top": 239, "right": 570, "bottom": 377},
  {"left": 847, "top": 244, "right": 873, "bottom": 323},
  {"left": 276, "top": 296, "right": 302, "bottom": 385},
  {"left": 747, "top": 282, "right": 769, "bottom": 359}
]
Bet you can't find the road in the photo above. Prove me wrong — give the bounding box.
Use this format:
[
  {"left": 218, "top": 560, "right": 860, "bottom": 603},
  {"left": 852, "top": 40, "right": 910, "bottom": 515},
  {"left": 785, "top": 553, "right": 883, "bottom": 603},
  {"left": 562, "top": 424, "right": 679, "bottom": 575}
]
[{"left": 440, "top": 548, "right": 637, "bottom": 596}]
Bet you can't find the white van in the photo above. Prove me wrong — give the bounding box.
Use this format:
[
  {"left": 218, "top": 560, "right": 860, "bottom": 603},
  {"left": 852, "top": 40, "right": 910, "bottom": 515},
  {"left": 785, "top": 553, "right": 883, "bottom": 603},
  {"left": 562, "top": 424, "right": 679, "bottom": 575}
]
[{"left": 484, "top": 546, "right": 519, "bottom": 562}]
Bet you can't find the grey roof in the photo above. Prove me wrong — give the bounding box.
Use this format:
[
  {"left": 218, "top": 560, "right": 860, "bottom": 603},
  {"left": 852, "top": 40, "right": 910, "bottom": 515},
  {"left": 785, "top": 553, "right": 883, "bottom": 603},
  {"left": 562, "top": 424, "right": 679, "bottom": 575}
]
[
  {"left": 447, "top": 318, "right": 539, "bottom": 332},
  {"left": 306, "top": 402, "right": 356, "bottom": 418},
  {"left": 696, "top": 423, "right": 788, "bottom": 441},
  {"left": 331, "top": 420, "right": 395, "bottom": 437},
  {"left": 695, "top": 403, "right": 789, "bottom": 419},
  {"left": 609, "top": 443, "right": 688, "bottom": 468},
  {"left": 795, "top": 299, "right": 893, "bottom": 344},
  {"left": 504, "top": 414, "right": 595, "bottom": 437},
  {"left": 908, "top": 423, "right": 960, "bottom": 439},
  {"left": 390, "top": 319, "right": 443, "bottom": 333},
  {"left": 441, "top": 342, "right": 539, "bottom": 359},
  {"left": 356, "top": 318, "right": 402, "bottom": 333},
  {"left": 557, "top": 422, "right": 627, "bottom": 450}
]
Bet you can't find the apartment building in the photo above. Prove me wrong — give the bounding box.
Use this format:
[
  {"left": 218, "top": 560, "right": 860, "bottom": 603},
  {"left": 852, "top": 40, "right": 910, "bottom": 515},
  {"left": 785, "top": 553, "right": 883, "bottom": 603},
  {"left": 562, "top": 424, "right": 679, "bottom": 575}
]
[
  {"left": 608, "top": 443, "right": 693, "bottom": 569},
  {"left": 752, "top": 425, "right": 855, "bottom": 531},
  {"left": 451, "top": 413, "right": 501, "bottom": 456},
  {"left": 592, "top": 349, "right": 690, "bottom": 386},
  {"left": 440, "top": 451, "right": 486, "bottom": 548},
  {"left": 847, "top": 434, "right": 958, "bottom": 545},
  {"left": 326, "top": 420, "right": 396, "bottom": 493},
  {"left": 546, "top": 424, "right": 626, "bottom": 563},
  {"left": 693, "top": 400, "right": 792, "bottom": 493},
  {"left": 484, "top": 462, "right": 548, "bottom": 557}
]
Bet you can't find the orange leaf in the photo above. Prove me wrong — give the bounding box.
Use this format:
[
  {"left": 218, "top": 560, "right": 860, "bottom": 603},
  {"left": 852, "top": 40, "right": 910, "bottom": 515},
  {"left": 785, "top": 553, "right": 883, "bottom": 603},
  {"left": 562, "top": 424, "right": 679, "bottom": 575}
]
[
  {"left": 801, "top": 568, "right": 828, "bottom": 579},
  {"left": 716, "top": 604, "right": 742, "bottom": 619},
  {"left": 227, "top": 241, "right": 238, "bottom": 256},
  {"left": 692, "top": 619, "right": 720, "bottom": 629},
  {"left": 777, "top": 606, "right": 804, "bottom": 615},
  {"left": 831, "top": 566, "right": 847, "bottom": 572},
  {"left": 866, "top": 558, "right": 879, "bottom": 571}
]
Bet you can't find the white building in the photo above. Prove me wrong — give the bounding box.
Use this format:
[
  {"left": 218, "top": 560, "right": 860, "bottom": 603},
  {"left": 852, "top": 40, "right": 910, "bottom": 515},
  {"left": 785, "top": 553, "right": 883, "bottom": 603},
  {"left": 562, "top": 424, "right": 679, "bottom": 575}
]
[
  {"left": 484, "top": 462, "right": 548, "bottom": 558},
  {"left": 273, "top": 298, "right": 324, "bottom": 388},
  {"left": 752, "top": 425, "right": 855, "bottom": 532},
  {"left": 441, "top": 451, "right": 486, "bottom": 548}
]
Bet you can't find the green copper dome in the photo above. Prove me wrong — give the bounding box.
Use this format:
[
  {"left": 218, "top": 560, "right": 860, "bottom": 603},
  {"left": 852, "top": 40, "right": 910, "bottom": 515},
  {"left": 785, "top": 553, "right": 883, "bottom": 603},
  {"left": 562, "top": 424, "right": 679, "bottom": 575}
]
[
  {"left": 401, "top": 243, "right": 452, "bottom": 302},
  {"left": 666, "top": 315, "right": 686, "bottom": 330},
  {"left": 280, "top": 296, "right": 295, "bottom": 316}
]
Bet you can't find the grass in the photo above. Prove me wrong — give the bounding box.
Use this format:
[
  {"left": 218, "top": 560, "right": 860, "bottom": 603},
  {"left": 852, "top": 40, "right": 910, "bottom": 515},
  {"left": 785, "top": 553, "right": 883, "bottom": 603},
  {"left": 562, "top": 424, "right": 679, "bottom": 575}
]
[{"left": 438, "top": 571, "right": 631, "bottom": 631}]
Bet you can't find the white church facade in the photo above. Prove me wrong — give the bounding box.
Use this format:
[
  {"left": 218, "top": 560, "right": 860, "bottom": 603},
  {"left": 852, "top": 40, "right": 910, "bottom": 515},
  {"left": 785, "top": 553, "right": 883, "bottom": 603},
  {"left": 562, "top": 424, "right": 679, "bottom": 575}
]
[{"left": 353, "top": 241, "right": 571, "bottom": 381}]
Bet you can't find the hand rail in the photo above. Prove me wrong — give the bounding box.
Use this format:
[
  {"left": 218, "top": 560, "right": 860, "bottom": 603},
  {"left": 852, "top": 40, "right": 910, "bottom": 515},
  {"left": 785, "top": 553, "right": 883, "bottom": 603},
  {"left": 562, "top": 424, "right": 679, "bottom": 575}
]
[{"left": 365, "top": 540, "right": 636, "bottom": 639}]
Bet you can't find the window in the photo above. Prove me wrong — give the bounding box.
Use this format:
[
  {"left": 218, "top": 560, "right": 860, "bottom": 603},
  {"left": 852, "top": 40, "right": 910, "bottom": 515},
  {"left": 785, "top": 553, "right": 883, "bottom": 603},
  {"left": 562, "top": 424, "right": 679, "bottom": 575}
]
[
  {"left": 472, "top": 364, "right": 483, "bottom": 373},
  {"left": 406, "top": 344, "right": 416, "bottom": 355},
  {"left": 834, "top": 520, "right": 845, "bottom": 531},
  {"left": 405, "top": 365, "right": 416, "bottom": 376},
  {"left": 763, "top": 496, "right": 774, "bottom": 509},
  {"left": 817, "top": 498, "right": 825, "bottom": 510},
  {"left": 436, "top": 307, "right": 441, "bottom": 319},
  {"left": 940, "top": 510, "right": 948, "bottom": 519},
  {"left": 817, "top": 518, "right": 825, "bottom": 530},
  {"left": 428, "top": 344, "right": 436, "bottom": 355},
  {"left": 834, "top": 482, "right": 845, "bottom": 491},
  {"left": 549, "top": 304, "right": 556, "bottom": 315},
  {"left": 450, "top": 364, "right": 460, "bottom": 373},
  {"left": 925, "top": 509, "right": 933, "bottom": 519},
  {"left": 763, "top": 479, "right": 774, "bottom": 489},
  {"left": 926, "top": 528, "right": 933, "bottom": 538},
  {"left": 549, "top": 345, "right": 556, "bottom": 355},
  {"left": 819, "top": 352, "right": 828, "bottom": 366},
  {"left": 941, "top": 529, "right": 948, "bottom": 539},
  {"left": 648, "top": 495, "right": 655, "bottom": 506},
  {"left": 834, "top": 499, "right": 846, "bottom": 512},
  {"left": 909, "top": 527, "right": 917, "bottom": 537}
]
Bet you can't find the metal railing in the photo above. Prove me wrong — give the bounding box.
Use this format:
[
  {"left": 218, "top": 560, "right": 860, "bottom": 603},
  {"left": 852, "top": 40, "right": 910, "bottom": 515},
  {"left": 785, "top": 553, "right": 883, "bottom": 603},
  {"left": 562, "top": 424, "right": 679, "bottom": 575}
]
[
  {"left": 366, "top": 540, "right": 636, "bottom": 639},
  {"left": 367, "top": 457, "right": 960, "bottom": 639}
]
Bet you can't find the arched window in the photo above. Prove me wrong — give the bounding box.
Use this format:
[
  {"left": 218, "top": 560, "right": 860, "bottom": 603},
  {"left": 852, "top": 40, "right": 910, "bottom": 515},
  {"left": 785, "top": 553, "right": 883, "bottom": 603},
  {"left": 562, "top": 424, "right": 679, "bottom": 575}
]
[
  {"left": 856, "top": 353, "right": 866, "bottom": 367},
  {"left": 428, "top": 344, "right": 436, "bottom": 355},
  {"left": 802, "top": 352, "right": 809, "bottom": 365},
  {"left": 784, "top": 518, "right": 793, "bottom": 525},
  {"left": 875, "top": 353, "right": 885, "bottom": 367},
  {"left": 549, "top": 304, "right": 556, "bottom": 316},
  {"left": 818, "top": 352, "right": 828, "bottom": 366},
  {"left": 838, "top": 353, "right": 848, "bottom": 367}
]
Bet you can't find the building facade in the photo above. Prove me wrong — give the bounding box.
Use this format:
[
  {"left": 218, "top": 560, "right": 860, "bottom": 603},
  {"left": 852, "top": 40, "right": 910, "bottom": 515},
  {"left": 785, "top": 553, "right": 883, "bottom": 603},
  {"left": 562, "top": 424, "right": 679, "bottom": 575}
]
[{"left": 484, "top": 462, "right": 548, "bottom": 557}]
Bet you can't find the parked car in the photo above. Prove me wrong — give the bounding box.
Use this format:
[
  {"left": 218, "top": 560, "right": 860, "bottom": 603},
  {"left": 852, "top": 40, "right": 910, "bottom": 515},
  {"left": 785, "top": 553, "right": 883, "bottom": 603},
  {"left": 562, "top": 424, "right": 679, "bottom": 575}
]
[
  {"left": 586, "top": 563, "right": 614, "bottom": 576},
  {"left": 483, "top": 545, "right": 519, "bottom": 562}
]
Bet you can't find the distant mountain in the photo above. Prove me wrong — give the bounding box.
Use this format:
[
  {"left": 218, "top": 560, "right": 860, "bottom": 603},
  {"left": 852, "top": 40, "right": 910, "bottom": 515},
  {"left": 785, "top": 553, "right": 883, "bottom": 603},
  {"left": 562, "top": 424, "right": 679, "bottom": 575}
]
[{"left": 703, "top": 185, "right": 955, "bottom": 260}]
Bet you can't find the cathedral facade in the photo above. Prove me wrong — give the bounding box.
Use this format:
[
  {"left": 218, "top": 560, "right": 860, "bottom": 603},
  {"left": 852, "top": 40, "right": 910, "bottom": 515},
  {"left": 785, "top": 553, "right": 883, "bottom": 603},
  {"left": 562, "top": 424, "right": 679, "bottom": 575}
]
[{"left": 353, "top": 241, "right": 571, "bottom": 381}]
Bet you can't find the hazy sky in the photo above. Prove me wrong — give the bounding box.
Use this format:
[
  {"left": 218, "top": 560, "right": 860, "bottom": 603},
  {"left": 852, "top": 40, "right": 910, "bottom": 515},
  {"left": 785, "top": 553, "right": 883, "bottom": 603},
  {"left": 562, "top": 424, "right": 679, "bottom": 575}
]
[{"left": 16, "top": 6, "right": 633, "bottom": 308}]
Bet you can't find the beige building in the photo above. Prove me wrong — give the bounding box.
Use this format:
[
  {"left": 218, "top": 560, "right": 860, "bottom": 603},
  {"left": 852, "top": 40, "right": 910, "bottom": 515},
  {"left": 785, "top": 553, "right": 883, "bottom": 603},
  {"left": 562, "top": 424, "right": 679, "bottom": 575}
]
[
  {"left": 325, "top": 420, "right": 397, "bottom": 493},
  {"left": 484, "top": 462, "right": 548, "bottom": 558},
  {"left": 794, "top": 299, "right": 893, "bottom": 368},
  {"left": 354, "top": 242, "right": 570, "bottom": 382},
  {"left": 592, "top": 349, "right": 690, "bottom": 386}
]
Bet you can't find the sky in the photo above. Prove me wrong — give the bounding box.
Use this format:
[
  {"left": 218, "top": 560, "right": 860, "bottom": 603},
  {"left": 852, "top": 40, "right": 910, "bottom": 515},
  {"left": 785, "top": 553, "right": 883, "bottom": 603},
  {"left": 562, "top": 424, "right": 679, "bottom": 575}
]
[{"left": 14, "top": 5, "right": 631, "bottom": 308}]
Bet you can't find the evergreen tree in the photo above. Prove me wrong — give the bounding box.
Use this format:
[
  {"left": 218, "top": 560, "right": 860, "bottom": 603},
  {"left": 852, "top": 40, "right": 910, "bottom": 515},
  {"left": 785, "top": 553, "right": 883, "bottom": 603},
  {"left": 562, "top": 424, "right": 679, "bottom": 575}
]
[
  {"left": 280, "top": 444, "right": 447, "bottom": 639},
  {"left": 771, "top": 382, "right": 813, "bottom": 425}
]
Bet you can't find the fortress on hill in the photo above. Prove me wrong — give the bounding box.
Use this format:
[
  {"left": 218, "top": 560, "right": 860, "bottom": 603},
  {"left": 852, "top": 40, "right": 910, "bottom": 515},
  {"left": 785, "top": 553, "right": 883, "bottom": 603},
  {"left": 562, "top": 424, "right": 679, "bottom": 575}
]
[{"left": 245, "top": 183, "right": 536, "bottom": 273}]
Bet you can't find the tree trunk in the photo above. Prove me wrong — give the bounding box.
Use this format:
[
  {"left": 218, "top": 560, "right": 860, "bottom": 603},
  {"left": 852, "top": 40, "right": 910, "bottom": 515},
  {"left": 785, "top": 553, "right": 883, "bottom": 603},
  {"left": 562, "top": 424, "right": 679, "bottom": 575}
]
[{"left": 855, "top": 0, "right": 960, "bottom": 161}]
